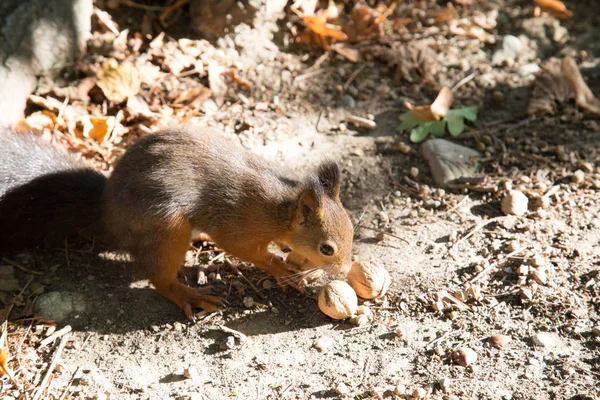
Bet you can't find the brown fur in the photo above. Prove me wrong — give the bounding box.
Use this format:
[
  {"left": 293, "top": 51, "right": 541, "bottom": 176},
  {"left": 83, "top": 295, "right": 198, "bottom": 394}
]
[
  {"left": 0, "top": 125, "right": 354, "bottom": 319},
  {"left": 102, "top": 125, "right": 353, "bottom": 317}
]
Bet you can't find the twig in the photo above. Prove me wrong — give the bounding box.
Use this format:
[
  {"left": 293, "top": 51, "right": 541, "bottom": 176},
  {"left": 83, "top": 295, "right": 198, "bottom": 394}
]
[
  {"left": 343, "top": 63, "right": 368, "bottom": 91},
  {"left": 119, "top": 0, "right": 167, "bottom": 11},
  {"left": 451, "top": 72, "right": 476, "bottom": 92},
  {"left": 2, "top": 258, "right": 43, "bottom": 276},
  {"left": 226, "top": 262, "right": 267, "bottom": 300},
  {"left": 355, "top": 225, "right": 410, "bottom": 244},
  {"left": 32, "top": 332, "right": 70, "bottom": 400},
  {"left": 469, "top": 246, "right": 528, "bottom": 284},
  {"left": 58, "top": 366, "right": 81, "bottom": 400},
  {"left": 218, "top": 325, "right": 248, "bottom": 346},
  {"left": 39, "top": 325, "right": 72, "bottom": 348},
  {"left": 450, "top": 216, "right": 507, "bottom": 251}
]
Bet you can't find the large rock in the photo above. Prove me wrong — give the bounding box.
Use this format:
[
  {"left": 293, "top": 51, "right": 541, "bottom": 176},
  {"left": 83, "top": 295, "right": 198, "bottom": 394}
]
[{"left": 0, "top": 0, "right": 93, "bottom": 126}]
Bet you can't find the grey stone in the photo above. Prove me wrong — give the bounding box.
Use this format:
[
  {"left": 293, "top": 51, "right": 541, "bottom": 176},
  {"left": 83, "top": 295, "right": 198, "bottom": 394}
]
[
  {"left": 0, "top": 0, "right": 93, "bottom": 126},
  {"left": 341, "top": 94, "right": 356, "bottom": 108},
  {"left": 35, "top": 291, "right": 86, "bottom": 321},
  {"left": 421, "top": 139, "right": 481, "bottom": 188}
]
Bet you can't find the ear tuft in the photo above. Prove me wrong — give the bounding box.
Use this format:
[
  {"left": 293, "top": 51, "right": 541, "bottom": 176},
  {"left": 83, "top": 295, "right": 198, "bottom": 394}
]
[{"left": 316, "top": 161, "right": 341, "bottom": 199}]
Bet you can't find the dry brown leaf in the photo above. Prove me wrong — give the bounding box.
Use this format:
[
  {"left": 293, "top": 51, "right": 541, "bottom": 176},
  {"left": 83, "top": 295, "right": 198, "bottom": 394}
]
[
  {"left": 331, "top": 43, "right": 360, "bottom": 63},
  {"left": 362, "top": 41, "right": 438, "bottom": 83},
  {"left": 407, "top": 87, "right": 455, "bottom": 121},
  {"left": 527, "top": 58, "right": 570, "bottom": 114},
  {"left": 432, "top": 6, "right": 458, "bottom": 24},
  {"left": 346, "top": 4, "right": 386, "bottom": 42},
  {"left": 13, "top": 111, "right": 58, "bottom": 133},
  {"left": 76, "top": 116, "right": 116, "bottom": 142},
  {"left": 172, "top": 85, "right": 213, "bottom": 107},
  {"left": 96, "top": 58, "right": 141, "bottom": 103},
  {"left": 562, "top": 56, "right": 600, "bottom": 114},
  {"left": 52, "top": 76, "right": 97, "bottom": 103},
  {"left": 527, "top": 57, "right": 600, "bottom": 115},
  {"left": 0, "top": 322, "right": 13, "bottom": 379},
  {"left": 303, "top": 15, "right": 348, "bottom": 41},
  {"left": 535, "top": 0, "right": 573, "bottom": 19}
]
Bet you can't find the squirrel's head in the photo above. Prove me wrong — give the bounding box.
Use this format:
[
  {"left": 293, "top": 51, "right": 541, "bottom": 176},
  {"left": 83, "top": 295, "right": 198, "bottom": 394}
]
[{"left": 288, "top": 161, "right": 353, "bottom": 274}]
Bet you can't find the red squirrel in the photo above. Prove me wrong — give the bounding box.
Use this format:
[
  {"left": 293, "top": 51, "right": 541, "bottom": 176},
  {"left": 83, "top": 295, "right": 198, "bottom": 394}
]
[{"left": 0, "top": 125, "right": 354, "bottom": 318}]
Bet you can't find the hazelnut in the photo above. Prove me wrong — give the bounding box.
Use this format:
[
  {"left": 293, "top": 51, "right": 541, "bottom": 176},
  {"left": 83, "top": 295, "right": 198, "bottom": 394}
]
[
  {"left": 318, "top": 280, "right": 357, "bottom": 320},
  {"left": 347, "top": 261, "right": 391, "bottom": 300}
]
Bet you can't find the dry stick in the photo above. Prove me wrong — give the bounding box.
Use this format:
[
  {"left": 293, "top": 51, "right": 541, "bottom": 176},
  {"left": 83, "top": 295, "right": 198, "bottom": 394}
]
[
  {"left": 58, "top": 366, "right": 81, "bottom": 400},
  {"left": 226, "top": 261, "right": 266, "bottom": 300},
  {"left": 451, "top": 72, "right": 476, "bottom": 92},
  {"left": 32, "top": 332, "right": 70, "bottom": 400},
  {"left": 218, "top": 325, "right": 248, "bottom": 346},
  {"left": 2, "top": 258, "right": 43, "bottom": 276},
  {"left": 39, "top": 325, "right": 72, "bottom": 348},
  {"left": 343, "top": 63, "right": 368, "bottom": 91},
  {"left": 469, "top": 246, "right": 529, "bottom": 285},
  {"left": 356, "top": 225, "right": 410, "bottom": 244},
  {"left": 119, "top": 0, "right": 167, "bottom": 11},
  {"left": 450, "top": 216, "right": 507, "bottom": 252}
]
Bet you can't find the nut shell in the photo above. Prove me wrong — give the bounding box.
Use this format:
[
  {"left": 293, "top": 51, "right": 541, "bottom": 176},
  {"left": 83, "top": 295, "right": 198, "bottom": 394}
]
[
  {"left": 318, "top": 280, "right": 357, "bottom": 320},
  {"left": 347, "top": 261, "right": 391, "bottom": 299}
]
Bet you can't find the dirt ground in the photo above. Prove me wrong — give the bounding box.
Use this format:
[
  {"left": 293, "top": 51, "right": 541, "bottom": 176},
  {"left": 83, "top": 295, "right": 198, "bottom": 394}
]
[{"left": 2, "top": 0, "right": 600, "bottom": 399}]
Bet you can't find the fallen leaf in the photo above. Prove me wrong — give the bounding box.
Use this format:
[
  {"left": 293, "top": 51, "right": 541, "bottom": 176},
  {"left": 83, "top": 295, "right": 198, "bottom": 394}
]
[
  {"left": 0, "top": 322, "right": 13, "bottom": 380},
  {"left": 331, "top": 43, "right": 360, "bottom": 63},
  {"left": 363, "top": 41, "right": 438, "bottom": 83},
  {"left": 527, "top": 57, "right": 600, "bottom": 115},
  {"left": 432, "top": 6, "right": 458, "bottom": 25},
  {"left": 303, "top": 15, "right": 348, "bottom": 41},
  {"left": 76, "top": 116, "right": 116, "bottom": 142},
  {"left": 13, "top": 111, "right": 58, "bottom": 133},
  {"left": 94, "top": 7, "right": 120, "bottom": 35},
  {"left": 227, "top": 69, "right": 254, "bottom": 92},
  {"left": 562, "top": 56, "right": 600, "bottom": 114},
  {"left": 535, "top": 0, "right": 573, "bottom": 19},
  {"left": 96, "top": 58, "right": 141, "bottom": 103},
  {"left": 171, "top": 85, "right": 213, "bottom": 107},
  {"left": 407, "top": 87, "right": 454, "bottom": 121},
  {"left": 52, "top": 76, "right": 97, "bottom": 103}
]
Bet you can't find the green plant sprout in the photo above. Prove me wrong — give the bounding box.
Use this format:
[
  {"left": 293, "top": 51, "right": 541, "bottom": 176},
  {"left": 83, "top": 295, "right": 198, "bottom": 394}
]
[{"left": 398, "top": 106, "right": 478, "bottom": 143}]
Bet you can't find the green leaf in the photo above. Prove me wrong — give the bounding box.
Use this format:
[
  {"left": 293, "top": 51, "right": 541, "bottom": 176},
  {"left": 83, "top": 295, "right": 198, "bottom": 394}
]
[
  {"left": 448, "top": 106, "right": 478, "bottom": 121},
  {"left": 446, "top": 114, "right": 465, "bottom": 136},
  {"left": 428, "top": 120, "right": 447, "bottom": 137},
  {"left": 398, "top": 111, "right": 421, "bottom": 131},
  {"left": 410, "top": 125, "right": 431, "bottom": 143}
]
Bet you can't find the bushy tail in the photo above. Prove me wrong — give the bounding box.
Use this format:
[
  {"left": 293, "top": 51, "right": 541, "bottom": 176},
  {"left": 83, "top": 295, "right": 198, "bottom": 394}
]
[{"left": 0, "top": 132, "right": 107, "bottom": 252}]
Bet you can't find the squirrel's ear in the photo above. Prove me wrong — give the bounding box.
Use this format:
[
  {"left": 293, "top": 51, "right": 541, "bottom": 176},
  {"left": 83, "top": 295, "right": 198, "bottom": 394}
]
[
  {"left": 293, "top": 179, "right": 324, "bottom": 226},
  {"left": 316, "top": 161, "right": 341, "bottom": 199}
]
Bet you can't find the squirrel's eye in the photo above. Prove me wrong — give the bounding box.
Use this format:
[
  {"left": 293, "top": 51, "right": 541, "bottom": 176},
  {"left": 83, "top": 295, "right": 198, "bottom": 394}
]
[{"left": 320, "top": 243, "right": 335, "bottom": 256}]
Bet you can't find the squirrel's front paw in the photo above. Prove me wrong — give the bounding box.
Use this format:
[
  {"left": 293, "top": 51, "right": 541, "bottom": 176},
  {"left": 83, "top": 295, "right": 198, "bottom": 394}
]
[{"left": 152, "top": 279, "right": 224, "bottom": 319}]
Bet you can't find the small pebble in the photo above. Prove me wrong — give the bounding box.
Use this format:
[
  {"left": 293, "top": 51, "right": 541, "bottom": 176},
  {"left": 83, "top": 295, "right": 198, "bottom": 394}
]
[
  {"left": 488, "top": 334, "right": 512, "bottom": 349},
  {"left": 220, "top": 335, "right": 236, "bottom": 350},
  {"left": 395, "top": 327, "right": 407, "bottom": 339},
  {"left": 334, "top": 382, "right": 350, "bottom": 395},
  {"left": 572, "top": 169, "right": 585, "bottom": 184},
  {"left": 501, "top": 190, "right": 528, "bottom": 216},
  {"left": 341, "top": 94, "right": 356, "bottom": 108},
  {"left": 409, "top": 167, "right": 419, "bottom": 178},
  {"left": 412, "top": 387, "right": 428, "bottom": 399},
  {"left": 453, "top": 347, "right": 478, "bottom": 367},
  {"left": 243, "top": 296, "right": 254, "bottom": 308},
  {"left": 184, "top": 365, "right": 200, "bottom": 381},
  {"left": 313, "top": 336, "right": 334, "bottom": 352},
  {"left": 592, "top": 326, "right": 600, "bottom": 337},
  {"left": 439, "top": 377, "right": 451, "bottom": 393},
  {"left": 397, "top": 142, "right": 411, "bottom": 154},
  {"left": 532, "top": 331, "right": 558, "bottom": 348}
]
